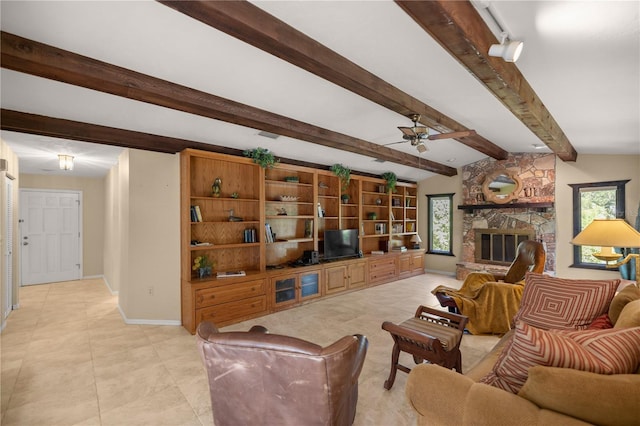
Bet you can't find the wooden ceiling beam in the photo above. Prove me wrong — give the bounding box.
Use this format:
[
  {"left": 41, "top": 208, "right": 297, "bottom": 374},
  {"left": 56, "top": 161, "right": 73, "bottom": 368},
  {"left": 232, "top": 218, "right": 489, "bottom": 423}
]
[
  {"left": 0, "top": 31, "right": 456, "bottom": 176},
  {"left": 0, "top": 109, "right": 412, "bottom": 180},
  {"left": 395, "top": 0, "right": 577, "bottom": 161},
  {"left": 158, "top": 0, "right": 508, "bottom": 160}
]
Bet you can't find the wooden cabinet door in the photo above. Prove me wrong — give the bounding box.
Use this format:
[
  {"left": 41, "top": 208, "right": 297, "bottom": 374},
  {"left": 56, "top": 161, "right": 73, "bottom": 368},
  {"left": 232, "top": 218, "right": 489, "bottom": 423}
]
[
  {"left": 325, "top": 265, "right": 348, "bottom": 295},
  {"left": 411, "top": 252, "right": 424, "bottom": 273},
  {"left": 398, "top": 254, "right": 412, "bottom": 277},
  {"left": 271, "top": 274, "right": 298, "bottom": 310},
  {"left": 300, "top": 269, "right": 322, "bottom": 301},
  {"left": 348, "top": 261, "right": 367, "bottom": 289}
]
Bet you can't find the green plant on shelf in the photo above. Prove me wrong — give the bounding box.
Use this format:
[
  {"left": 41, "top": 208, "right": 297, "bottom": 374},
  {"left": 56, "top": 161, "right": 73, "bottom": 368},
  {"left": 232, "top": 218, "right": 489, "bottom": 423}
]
[
  {"left": 192, "top": 255, "right": 214, "bottom": 279},
  {"left": 331, "top": 163, "right": 351, "bottom": 193},
  {"left": 382, "top": 171, "right": 397, "bottom": 193},
  {"left": 243, "top": 147, "right": 279, "bottom": 169}
]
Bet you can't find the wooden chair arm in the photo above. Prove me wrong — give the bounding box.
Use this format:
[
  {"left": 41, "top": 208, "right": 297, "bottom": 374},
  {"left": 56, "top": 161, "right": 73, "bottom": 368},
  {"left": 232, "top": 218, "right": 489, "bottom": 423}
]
[
  {"left": 381, "top": 321, "right": 446, "bottom": 352},
  {"left": 414, "top": 305, "right": 469, "bottom": 331}
]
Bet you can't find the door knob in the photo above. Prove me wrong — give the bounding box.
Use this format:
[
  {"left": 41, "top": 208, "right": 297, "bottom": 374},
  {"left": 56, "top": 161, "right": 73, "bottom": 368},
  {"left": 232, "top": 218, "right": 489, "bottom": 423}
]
[{"left": 23, "top": 242, "right": 28, "bottom": 246}]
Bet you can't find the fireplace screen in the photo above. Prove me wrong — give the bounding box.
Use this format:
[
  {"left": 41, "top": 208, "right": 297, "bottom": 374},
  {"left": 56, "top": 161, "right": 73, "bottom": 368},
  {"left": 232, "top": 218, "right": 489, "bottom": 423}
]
[{"left": 475, "top": 229, "right": 535, "bottom": 265}]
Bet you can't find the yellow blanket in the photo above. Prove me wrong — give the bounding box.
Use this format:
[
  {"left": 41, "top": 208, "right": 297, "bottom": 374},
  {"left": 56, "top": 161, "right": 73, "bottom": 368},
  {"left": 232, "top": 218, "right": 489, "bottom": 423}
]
[{"left": 432, "top": 272, "right": 524, "bottom": 335}]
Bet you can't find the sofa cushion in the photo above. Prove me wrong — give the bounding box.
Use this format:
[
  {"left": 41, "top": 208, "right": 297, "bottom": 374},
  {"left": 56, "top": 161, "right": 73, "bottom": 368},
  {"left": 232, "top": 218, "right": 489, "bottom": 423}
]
[
  {"left": 586, "top": 313, "right": 613, "bottom": 330},
  {"left": 615, "top": 299, "right": 640, "bottom": 328},
  {"left": 519, "top": 366, "right": 640, "bottom": 426},
  {"left": 609, "top": 284, "right": 640, "bottom": 324},
  {"left": 480, "top": 321, "right": 640, "bottom": 393},
  {"left": 512, "top": 273, "right": 619, "bottom": 330}
]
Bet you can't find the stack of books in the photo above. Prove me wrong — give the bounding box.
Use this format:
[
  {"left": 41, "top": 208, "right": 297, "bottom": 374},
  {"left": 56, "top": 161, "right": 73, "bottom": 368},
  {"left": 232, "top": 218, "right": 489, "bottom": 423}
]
[{"left": 392, "top": 245, "right": 407, "bottom": 252}]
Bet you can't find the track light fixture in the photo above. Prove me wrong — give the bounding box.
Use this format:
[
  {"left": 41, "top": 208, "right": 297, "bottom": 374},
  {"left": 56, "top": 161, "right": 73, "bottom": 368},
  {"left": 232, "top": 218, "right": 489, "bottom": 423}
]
[{"left": 488, "top": 31, "right": 523, "bottom": 62}]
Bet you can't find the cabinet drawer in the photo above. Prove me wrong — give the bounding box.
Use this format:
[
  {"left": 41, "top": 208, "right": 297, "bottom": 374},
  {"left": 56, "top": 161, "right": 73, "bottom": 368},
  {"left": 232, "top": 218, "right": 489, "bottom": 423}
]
[
  {"left": 369, "top": 257, "right": 396, "bottom": 272},
  {"left": 370, "top": 268, "right": 397, "bottom": 283},
  {"left": 195, "top": 279, "right": 266, "bottom": 309},
  {"left": 196, "top": 295, "right": 267, "bottom": 326}
]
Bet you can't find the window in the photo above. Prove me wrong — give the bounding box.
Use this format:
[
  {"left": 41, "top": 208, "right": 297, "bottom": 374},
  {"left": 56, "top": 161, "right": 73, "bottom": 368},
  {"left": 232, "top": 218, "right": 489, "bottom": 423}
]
[
  {"left": 426, "top": 193, "right": 454, "bottom": 256},
  {"left": 569, "top": 180, "right": 628, "bottom": 269}
]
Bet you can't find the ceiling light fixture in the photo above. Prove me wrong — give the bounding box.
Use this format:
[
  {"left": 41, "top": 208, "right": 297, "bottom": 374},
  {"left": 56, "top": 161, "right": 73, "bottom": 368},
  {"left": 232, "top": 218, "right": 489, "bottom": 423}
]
[
  {"left": 58, "top": 154, "right": 74, "bottom": 171},
  {"left": 416, "top": 142, "right": 428, "bottom": 153},
  {"left": 488, "top": 31, "right": 524, "bottom": 62}
]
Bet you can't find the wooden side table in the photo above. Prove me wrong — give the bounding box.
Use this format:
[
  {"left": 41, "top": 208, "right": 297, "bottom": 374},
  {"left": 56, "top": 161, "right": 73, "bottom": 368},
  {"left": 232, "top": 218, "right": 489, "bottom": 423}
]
[{"left": 381, "top": 305, "right": 468, "bottom": 390}]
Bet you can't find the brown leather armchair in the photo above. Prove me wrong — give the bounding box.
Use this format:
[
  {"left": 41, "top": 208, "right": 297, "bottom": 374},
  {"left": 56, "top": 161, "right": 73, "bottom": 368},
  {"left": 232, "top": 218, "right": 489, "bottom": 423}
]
[
  {"left": 433, "top": 240, "right": 546, "bottom": 334},
  {"left": 196, "top": 321, "right": 369, "bottom": 426}
]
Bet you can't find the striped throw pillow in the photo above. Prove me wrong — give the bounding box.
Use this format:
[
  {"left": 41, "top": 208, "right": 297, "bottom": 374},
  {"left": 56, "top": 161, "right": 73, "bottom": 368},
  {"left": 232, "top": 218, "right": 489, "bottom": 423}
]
[
  {"left": 512, "top": 273, "right": 619, "bottom": 330},
  {"left": 480, "top": 321, "right": 640, "bottom": 394}
]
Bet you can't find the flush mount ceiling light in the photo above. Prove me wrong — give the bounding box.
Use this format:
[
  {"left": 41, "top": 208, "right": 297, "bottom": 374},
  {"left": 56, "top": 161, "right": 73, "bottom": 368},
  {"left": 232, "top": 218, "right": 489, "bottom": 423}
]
[
  {"left": 488, "top": 31, "right": 524, "bottom": 62},
  {"left": 58, "top": 154, "right": 74, "bottom": 171}
]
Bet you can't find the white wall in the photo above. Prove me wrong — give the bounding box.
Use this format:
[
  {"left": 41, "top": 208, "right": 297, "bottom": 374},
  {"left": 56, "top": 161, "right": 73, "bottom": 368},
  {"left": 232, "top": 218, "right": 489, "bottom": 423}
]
[{"left": 106, "top": 149, "right": 181, "bottom": 323}]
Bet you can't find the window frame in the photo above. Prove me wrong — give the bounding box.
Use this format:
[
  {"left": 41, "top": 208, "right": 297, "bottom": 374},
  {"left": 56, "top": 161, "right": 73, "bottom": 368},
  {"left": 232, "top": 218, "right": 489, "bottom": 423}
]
[
  {"left": 426, "top": 193, "right": 455, "bottom": 256},
  {"left": 569, "top": 179, "right": 629, "bottom": 269}
]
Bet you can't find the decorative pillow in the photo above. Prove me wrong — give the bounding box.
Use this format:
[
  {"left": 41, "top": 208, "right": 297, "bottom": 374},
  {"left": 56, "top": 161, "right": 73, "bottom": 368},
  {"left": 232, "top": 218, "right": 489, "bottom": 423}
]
[
  {"left": 614, "top": 299, "right": 640, "bottom": 329},
  {"left": 480, "top": 321, "right": 640, "bottom": 394},
  {"left": 512, "top": 273, "right": 619, "bottom": 330},
  {"left": 587, "top": 313, "right": 613, "bottom": 330},
  {"left": 609, "top": 284, "right": 640, "bottom": 324}
]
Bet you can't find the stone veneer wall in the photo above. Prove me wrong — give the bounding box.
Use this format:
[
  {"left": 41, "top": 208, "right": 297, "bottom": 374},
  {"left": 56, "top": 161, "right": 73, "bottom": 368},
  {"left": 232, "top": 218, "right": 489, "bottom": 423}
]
[{"left": 461, "top": 153, "right": 556, "bottom": 273}]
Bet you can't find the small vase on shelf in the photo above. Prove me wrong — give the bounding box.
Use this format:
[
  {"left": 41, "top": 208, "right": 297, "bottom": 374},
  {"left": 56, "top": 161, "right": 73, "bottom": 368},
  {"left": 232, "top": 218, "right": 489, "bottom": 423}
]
[{"left": 198, "top": 266, "right": 212, "bottom": 279}]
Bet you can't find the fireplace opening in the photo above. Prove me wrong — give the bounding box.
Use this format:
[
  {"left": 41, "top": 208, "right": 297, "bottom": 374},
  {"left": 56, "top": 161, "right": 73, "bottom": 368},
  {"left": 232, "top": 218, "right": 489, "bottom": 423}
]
[{"left": 475, "top": 229, "right": 535, "bottom": 265}]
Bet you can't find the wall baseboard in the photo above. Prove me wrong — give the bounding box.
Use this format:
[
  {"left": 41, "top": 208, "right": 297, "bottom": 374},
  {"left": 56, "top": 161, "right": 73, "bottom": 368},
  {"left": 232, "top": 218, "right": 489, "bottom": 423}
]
[
  {"left": 117, "top": 305, "right": 181, "bottom": 326},
  {"left": 424, "top": 268, "right": 456, "bottom": 277},
  {"left": 100, "top": 276, "right": 119, "bottom": 295}
]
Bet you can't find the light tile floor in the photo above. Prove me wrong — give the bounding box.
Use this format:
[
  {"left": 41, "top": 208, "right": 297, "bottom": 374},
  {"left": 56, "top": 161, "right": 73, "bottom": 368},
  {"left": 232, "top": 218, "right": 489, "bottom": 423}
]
[{"left": 1, "top": 274, "right": 499, "bottom": 425}]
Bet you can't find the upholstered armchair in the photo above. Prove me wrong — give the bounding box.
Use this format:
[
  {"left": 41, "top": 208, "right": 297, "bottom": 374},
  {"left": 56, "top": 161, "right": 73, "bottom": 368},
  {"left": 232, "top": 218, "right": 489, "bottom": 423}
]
[
  {"left": 432, "top": 240, "right": 546, "bottom": 334},
  {"left": 196, "top": 321, "right": 369, "bottom": 426}
]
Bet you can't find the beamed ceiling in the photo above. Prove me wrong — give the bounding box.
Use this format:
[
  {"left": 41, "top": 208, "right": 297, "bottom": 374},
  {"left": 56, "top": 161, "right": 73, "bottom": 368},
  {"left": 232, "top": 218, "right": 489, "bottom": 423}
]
[{"left": 1, "top": 1, "right": 638, "bottom": 180}]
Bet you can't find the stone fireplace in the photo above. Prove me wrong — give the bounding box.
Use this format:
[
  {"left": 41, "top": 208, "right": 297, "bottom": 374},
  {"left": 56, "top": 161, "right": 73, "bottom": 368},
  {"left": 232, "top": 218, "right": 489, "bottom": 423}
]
[{"left": 457, "top": 153, "right": 556, "bottom": 280}]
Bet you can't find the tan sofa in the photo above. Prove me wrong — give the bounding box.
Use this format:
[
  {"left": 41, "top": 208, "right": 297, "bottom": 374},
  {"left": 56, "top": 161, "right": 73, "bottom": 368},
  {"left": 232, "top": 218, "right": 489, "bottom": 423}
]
[{"left": 406, "top": 285, "right": 640, "bottom": 426}]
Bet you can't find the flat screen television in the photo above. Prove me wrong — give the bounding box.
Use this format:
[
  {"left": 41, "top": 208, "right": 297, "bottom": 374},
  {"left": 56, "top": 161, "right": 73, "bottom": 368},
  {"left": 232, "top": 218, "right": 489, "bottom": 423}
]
[{"left": 323, "top": 229, "right": 360, "bottom": 261}]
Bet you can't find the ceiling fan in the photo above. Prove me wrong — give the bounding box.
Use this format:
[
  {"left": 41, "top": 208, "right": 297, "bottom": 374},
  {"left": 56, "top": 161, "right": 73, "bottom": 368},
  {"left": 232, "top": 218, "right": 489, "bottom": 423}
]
[{"left": 385, "top": 114, "right": 476, "bottom": 153}]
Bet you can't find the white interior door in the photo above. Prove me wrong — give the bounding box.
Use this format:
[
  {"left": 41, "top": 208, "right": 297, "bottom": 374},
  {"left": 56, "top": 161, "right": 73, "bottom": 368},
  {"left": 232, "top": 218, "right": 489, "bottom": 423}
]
[
  {"left": 4, "top": 176, "right": 14, "bottom": 318},
  {"left": 20, "top": 190, "right": 82, "bottom": 285}
]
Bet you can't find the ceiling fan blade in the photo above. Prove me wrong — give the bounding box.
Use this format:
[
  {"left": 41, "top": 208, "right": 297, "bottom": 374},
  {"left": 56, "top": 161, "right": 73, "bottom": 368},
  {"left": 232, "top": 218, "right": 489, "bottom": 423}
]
[
  {"left": 427, "top": 130, "right": 476, "bottom": 140},
  {"left": 398, "top": 126, "right": 416, "bottom": 137},
  {"left": 383, "top": 140, "right": 409, "bottom": 146}
]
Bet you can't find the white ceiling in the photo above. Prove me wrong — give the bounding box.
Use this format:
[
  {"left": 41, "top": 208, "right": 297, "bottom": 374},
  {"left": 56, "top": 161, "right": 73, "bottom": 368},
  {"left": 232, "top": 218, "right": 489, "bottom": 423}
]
[{"left": 1, "top": 1, "right": 638, "bottom": 180}]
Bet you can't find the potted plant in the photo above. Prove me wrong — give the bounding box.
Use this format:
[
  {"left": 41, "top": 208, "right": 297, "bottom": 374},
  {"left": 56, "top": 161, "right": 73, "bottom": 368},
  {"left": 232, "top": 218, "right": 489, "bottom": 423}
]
[
  {"left": 192, "top": 255, "right": 214, "bottom": 279},
  {"left": 331, "top": 163, "right": 351, "bottom": 193},
  {"left": 382, "top": 171, "right": 397, "bottom": 193},
  {"left": 243, "top": 147, "right": 279, "bottom": 169},
  {"left": 341, "top": 193, "right": 350, "bottom": 204}
]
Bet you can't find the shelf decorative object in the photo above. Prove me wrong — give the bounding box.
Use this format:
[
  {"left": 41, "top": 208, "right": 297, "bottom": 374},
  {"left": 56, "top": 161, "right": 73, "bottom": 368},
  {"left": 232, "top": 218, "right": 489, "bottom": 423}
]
[
  {"left": 192, "top": 255, "right": 214, "bottom": 279},
  {"left": 243, "top": 147, "right": 279, "bottom": 169},
  {"left": 330, "top": 163, "right": 351, "bottom": 192},
  {"left": 382, "top": 172, "right": 397, "bottom": 193},
  {"left": 341, "top": 194, "right": 350, "bottom": 204},
  {"left": 211, "top": 177, "right": 222, "bottom": 198}
]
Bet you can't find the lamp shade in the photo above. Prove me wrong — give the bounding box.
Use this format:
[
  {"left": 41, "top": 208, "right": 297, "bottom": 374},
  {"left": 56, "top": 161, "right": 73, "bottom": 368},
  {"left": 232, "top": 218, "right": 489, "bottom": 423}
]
[
  {"left": 571, "top": 219, "right": 640, "bottom": 248},
  {"left": 410, "top": 234, "right": 422, "bottom": 244}
]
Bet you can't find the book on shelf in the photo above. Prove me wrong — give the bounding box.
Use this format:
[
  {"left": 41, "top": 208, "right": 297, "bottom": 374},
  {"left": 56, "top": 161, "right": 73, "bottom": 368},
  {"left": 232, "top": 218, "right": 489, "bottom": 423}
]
[
  {"left": 392, "top": 245, "right": 407, "bottom": 252},
  {"left": 371, "top": 250, "right": 384, "bottom": 255},
  {"left": 265, "top": 223, "right": 274, "bottom": 243},
  {"left": 192, "top": 205, "right": 203, "bottom": 222},
  {"left": 216, "top": 270, "right": 246, "bottom": 278},
  {"left": 191, "top": 241, "right": 212, "bottom": 246},
  {"left": 243, "top": 228, "right": 257, "bottom": 243}
]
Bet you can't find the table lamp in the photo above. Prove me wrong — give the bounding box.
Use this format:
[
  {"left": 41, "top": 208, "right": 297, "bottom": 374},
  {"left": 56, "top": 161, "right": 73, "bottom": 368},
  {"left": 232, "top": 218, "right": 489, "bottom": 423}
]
[
  {"left": 571, "top": 219, "right": 640, "bottom": 283},
  {"left": 410, "top": 234, "right": 422, "bottom": 250}
]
